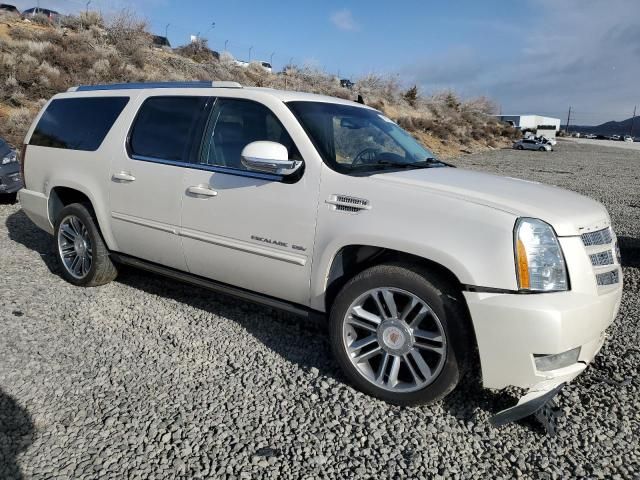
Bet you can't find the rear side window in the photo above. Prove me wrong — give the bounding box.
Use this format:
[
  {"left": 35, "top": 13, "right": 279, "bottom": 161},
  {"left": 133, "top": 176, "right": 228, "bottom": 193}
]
[
  {"left": 129, "top": 96, "right": 207, "bottom": 162},
  {"left": 30, "top": 97, "right": 129, "bottom": 151}
]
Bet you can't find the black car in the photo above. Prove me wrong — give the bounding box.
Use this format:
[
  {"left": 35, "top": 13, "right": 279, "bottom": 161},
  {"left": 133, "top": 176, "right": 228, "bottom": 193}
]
[
  {"left": 0, "top": 137, "right": 21, "bottom": 201},
  {"left": 340, "top": 78, "right": 354, "bottom": 89},
  {"left": 22, "top": 7, "right": 59, "bottom": 19},
  {"left": 152, "top": 35, "right": 171, "bottom": 48},
  {"left": 0, "top": 3, "right": 19, "bottom": 14}
]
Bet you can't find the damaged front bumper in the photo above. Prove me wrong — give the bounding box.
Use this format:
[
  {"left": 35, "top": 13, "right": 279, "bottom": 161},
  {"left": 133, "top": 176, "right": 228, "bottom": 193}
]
[{"left": 490, "top": 383, "right": 566, "bottom": 435}]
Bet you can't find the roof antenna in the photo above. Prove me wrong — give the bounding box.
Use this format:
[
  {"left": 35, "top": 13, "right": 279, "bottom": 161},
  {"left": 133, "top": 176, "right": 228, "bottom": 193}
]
[{"left": 356, "top": 94, "right": 365, "bottom": 105}]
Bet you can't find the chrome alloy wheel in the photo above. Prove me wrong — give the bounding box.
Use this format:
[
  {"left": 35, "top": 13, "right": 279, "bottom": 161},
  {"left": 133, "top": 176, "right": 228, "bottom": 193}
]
[
  {"left": 57, "top": 215, "right": 93, "bottom": 279},
  {"left": 342, "top": 287, "right": 447, "bottom": 393}
]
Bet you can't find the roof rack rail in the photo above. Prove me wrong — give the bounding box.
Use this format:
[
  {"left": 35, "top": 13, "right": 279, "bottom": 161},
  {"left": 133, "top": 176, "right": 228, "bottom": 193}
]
[{"left": 68, "top": 81, "right": 242, "bottom": 92}]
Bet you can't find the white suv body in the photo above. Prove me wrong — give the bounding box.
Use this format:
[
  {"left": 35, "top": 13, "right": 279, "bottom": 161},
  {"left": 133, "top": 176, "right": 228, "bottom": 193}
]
[{"left": 19, "top": 82, "right": 622, "bottom": 420}]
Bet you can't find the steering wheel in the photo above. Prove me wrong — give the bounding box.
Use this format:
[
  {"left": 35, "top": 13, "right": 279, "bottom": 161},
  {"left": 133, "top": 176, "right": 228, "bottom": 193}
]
[{"left": 352, "top": 147, "right": 381, "bottom": 166}]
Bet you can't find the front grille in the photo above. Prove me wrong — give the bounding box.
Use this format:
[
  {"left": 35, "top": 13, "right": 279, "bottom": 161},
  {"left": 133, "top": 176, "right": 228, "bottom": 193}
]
[
  {"left": 589, "top": 250, "right": 614, "bottom": 266},
  {"left": 596, "top": 270, "right": 619, "bottom": 286},
  {"left": 581, "top": 228, "right": 612, "bottom": 246}
]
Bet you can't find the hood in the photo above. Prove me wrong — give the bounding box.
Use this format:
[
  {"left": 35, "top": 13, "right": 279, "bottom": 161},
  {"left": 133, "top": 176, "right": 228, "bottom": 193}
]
[{"left": 372, "top": 167, "right": 609, "bottom": 236}]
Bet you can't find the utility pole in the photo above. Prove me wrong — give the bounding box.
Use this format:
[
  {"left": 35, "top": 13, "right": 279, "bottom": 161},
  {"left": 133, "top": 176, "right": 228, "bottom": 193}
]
[
  {"left": 86, "top": 0, "right": 91, "bottom": 13},
  {"left": 269, "top": 51, "right": 275, "bottom": 66},
  {"left": 165, "top": 23, "right": 170, "bottom": 39},
  {"left": 630, "top": 105, "right": 637, "bottom": 138},
  {"left": 565, "top": 106, "right": 572, "bottom": 135},
  {"left": 224, "top": 39, "right": 228, "bottom": 51},
  {"left": 248, "top": 46, "right": 253, "bottom": 62}
]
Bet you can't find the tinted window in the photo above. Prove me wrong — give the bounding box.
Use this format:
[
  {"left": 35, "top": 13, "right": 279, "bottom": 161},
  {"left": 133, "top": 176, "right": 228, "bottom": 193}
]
[
  {"left": 130, "top": 96, "right": 207, "bottom": 162},
  {"left": 199, "top": 98, "right": 300, "bottom": 170},
  {"left": 30, "top": 97, "right": 129, "bottom": 151}
]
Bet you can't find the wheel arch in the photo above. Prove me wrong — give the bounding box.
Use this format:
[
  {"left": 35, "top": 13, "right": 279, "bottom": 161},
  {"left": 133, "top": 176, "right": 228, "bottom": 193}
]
[
  {"left": 322, "top": 244, "right": 466, "bottom": 315},
  {"left": 48, "top": 184, "right": 117, "bottom": 250}
]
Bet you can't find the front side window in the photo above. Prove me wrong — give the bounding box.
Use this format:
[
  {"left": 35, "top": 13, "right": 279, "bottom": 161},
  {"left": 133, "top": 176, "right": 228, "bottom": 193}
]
[
  {"left": 30, "top": 97, "right": 129, "bottom": 151},
  {"left": 288, "top": 101, "right": 442, "bottom": 174},
  {"left": 129, "top": 96, "right": 207, "bottom": 162},
  {"left": 198, "top": 98, "right": 300, "bottom": 171}
]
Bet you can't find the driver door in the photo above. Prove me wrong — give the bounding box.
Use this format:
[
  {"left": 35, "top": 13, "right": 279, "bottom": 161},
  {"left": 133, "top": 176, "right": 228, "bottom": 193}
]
[{"left": 180, "top": 97, "right": 320, "bottom": 305}]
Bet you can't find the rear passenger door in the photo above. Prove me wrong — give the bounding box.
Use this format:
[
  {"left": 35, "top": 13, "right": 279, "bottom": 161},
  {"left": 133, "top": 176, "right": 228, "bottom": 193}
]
[
  {"left": 110, "top": 95, "right": 209, "bottom": 270},
  {"left": 180, "top": 98, "right": 319, "bottom": 305}
]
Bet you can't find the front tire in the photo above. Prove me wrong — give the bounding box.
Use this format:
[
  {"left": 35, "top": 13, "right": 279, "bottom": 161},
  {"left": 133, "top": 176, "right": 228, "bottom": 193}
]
[
  {"left": 329, "top": 263, "right": 474, "bottom": 406},
  {"left": 54, "top": 203, "right": 118, "bottom": 287}
]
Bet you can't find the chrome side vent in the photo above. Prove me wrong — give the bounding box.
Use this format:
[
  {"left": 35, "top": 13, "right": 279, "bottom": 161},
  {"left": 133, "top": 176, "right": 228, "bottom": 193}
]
[
  {"left": 596, "top": 270, "right": 619, "bottom": 286},
  {"left": 326, "top": 195, "right": 371, "bottom": 214},
  {"left": 581, "top": 228, "right": 612, "bottom": 247},
  {"left": 589, "top": 250, "right": 614, "bottom": 267}
]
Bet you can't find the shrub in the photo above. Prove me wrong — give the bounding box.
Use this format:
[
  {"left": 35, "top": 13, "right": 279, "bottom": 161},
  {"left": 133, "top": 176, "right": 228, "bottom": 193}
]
[
  {"left": 403, "top": 85, "right": 419, "bottom": 107},
  {"left": 106, "top": 10, "right": 150, "bottom": 68},
  {"left": 175, "top": 38, "right": 219, "bottom": 64}
]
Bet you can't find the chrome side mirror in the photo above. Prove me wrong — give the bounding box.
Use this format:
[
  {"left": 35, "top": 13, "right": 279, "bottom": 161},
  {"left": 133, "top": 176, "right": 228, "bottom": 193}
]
[{"left": 240, "top": 141, "right": 302, "bottom": 176}]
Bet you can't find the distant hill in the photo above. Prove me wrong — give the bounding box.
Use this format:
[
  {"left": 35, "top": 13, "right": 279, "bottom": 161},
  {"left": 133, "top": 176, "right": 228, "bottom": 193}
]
[{"left": 568, "top": 117, "right": 637, "bottom": 137}]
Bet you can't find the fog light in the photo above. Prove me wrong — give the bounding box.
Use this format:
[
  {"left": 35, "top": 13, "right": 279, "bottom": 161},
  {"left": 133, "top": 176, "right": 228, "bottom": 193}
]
[{"left": 534, "top": 347, "right": 581, "bottom": 372}]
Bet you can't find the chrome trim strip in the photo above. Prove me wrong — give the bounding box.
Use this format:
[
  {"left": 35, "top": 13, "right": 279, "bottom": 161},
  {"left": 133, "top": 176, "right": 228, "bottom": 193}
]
[
  {"left": 111, "top": 212, "right": 306, "bottom": 266},
  {"left": 111, "top": 212, "right": 178, "bottom": 234},
  {"left": 180, "top": 228, "right": 307, "bottom": 266},
  {"left": 130, "top": 154, "right": 282, "bottom": 181}
]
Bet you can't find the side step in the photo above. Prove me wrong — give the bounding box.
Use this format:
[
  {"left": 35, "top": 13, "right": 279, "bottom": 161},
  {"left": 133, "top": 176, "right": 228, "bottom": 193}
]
[{"left": 110, "top": 252, "right": 313, "bottom": 318}]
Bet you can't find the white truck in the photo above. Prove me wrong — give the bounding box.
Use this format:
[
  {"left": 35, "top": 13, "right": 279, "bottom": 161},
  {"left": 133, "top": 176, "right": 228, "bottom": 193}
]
[{"left": 18, "top": 81, "right": 622, "bottom": 430}]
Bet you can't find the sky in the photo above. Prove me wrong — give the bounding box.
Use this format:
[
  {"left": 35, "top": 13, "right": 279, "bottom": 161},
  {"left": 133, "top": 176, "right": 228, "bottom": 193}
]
[{"left": 11, "top": 0, "right": 640, "bottom": 125}]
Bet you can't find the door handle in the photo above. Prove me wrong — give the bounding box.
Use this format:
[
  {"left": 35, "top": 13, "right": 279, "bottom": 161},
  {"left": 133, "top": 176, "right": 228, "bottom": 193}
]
[
  {"left": 187, "top": 185, "right": 218, "bottom": 197},
  {"left": 112, "top": 171, "right": 136, "bottom": 182}
]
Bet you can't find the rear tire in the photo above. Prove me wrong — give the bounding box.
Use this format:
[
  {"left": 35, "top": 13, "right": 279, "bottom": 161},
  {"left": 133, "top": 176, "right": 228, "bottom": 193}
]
[
  {"left": 54, "top": 203, "right": 118, "bottom": 287},
  {"left": 329, "top": 263, "right": 474, "bottom": 406},
  {"left": 516, "top": 145, "right": 524, "bottom": 150}
]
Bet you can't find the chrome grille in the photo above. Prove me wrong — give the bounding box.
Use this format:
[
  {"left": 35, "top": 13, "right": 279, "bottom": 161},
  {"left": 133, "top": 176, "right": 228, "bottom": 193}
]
[
  {"left": 336, "top": 205, "right": 362, "bottom": 213},
  {"left": 326, "top": 194, "right": 371, "bottom": 214},
  {"left": 589, "top": 250, "right": 614, "bottom": 267},
  {"left": 336, "top": 195, "right": 369, "bottom": 207},
  {"left": 596, "top": 270, "right": 619, "bottom": 286},
  {"left": 581, "top": 228, "right": 612, "bottom": 246}
]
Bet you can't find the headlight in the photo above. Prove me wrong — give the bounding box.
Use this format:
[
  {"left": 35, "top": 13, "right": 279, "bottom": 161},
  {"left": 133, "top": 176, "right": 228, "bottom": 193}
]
[
  {"left": 514, "top": 218, "right": 568, "bottom": 291},
  {"left": 1, "top": 152, "right": 17, "bottom": 165}
]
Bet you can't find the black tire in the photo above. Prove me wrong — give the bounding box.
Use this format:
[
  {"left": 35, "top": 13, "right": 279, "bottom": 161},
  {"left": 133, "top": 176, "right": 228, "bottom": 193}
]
[
  {"left": 329, "top": 263, "right": 474, "bottom": 406},
  {"left": 516, "top": 145, "right": 524, "bottom": 150},
  {"left": 53, "top": 203, "right": 118, "bottom": 287},
  {"left": 538, "top": 147, "right": 546, "bottom": 151}
]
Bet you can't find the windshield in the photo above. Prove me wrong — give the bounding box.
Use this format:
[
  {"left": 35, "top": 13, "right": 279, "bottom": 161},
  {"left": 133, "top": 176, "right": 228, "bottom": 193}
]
[{"left": 288, "top": 101, "right": 444, "bottom": 174}]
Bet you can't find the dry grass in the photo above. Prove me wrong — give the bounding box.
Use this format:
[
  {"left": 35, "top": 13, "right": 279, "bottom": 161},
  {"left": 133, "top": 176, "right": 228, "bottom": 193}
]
[{"left": 0, "top": 11, "right": 517, "bottom": 154}]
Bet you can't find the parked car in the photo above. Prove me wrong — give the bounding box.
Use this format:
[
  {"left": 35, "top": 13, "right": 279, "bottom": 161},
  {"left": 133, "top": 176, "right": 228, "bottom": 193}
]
[
  {"left": 340, "top": 79, "right": 354, "bottom": 89},
  {"left": 22, "top": 6, "right": 59, "bottom": 19},
  {"left": 513, "top": 139, "right": 553, "bottom": 151},
  {"left": 0, "top": 137, "right": 21, "bottom": 201},
  {"left": 624, "top": 135, "right": 633, "bottom": 142},
  {"left": 0, "top": 3, "right": 20, "bottom": 14},
  {"left": 610, "top": 135, "right": 621, "bottom": 141},
  {"left": 151, "top": 35, "right": 171, "bottom": 48},
  {"left": 19, "top": 81, "right": 622, "bottom": 428},
  {"left": 584, "top": 133, "right": 597, "bottom": 139}
]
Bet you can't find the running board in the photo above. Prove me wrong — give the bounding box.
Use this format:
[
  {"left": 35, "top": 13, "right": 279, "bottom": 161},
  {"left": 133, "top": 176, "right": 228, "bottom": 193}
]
[{"left": 110, "top": 252, "right": 313, "bottom": 318}]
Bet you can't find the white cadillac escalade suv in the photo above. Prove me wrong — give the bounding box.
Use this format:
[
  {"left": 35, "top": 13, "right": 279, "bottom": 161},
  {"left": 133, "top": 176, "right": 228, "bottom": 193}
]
[{"left": 19, "top": 81, "right": 622, "bottom": 426}]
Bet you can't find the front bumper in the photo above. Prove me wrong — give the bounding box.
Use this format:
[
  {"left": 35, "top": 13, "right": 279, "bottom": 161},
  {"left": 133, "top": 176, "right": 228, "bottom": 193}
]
[
  {"left": 0, "top": 164, "right": 22, "bottom": 194},
  {"left": 464, "top": 284, "right": 622, "bottom": 391}
]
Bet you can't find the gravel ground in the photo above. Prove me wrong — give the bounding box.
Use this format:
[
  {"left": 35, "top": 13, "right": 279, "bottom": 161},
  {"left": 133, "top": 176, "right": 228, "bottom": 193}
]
[{"left": 1, "top": 140, "right": 639, "bottom": 479}]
